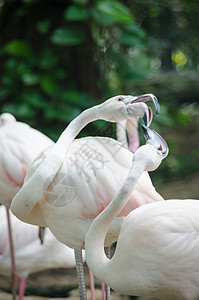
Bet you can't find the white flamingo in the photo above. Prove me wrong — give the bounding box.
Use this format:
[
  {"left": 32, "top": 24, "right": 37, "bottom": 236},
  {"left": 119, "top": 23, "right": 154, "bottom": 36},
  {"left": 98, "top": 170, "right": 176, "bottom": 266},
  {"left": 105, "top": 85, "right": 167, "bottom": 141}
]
[
  {"left": 0, "top": 113, "right": 54, "bottom": 299},
  {"left": 0, "top": 205, "right": 77, "bottom": 300},
  {"left": 0, "top": 113, "right": 54, "bottom": 206},
  {"left": 11, "top": 94, "right": 163, "bottom": 299},
  {"left": 85, "top": 126, "right": 199, "bottom": 300},
  {"left": 0, "top": 113, "right": 97, "bottom": 300}
]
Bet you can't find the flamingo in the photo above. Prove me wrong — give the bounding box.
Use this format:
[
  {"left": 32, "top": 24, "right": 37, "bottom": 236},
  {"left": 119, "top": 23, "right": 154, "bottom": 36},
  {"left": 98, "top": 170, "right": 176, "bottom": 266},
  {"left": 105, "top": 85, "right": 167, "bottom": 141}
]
[
  {"left": 85, "top": 126, "right": 199, "bottom": 300},
  {"left": 11, "top": 94, "right": 163, "bottom": 299},
  {"left": 0, "top": 113, "right": 54, "bottom": 206},
  {"left": 0, "top": 205, "right": 77, "bottom": 300},
  {"left": 0, "top": 113, "right": 54, "bottom": 299}
]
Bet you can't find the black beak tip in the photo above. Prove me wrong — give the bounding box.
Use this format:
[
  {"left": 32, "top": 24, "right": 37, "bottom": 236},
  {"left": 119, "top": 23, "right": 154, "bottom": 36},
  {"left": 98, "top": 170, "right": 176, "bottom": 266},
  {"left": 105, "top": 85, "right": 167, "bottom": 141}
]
[
  {"left": 141, "top": 124, "right": 169, "bottom": 159},
  {"left": 141, "top": 124, "right": 149, "bottom": 142},
  {"left": 143, "top": 112, "right": 148, "bottom": 127},
  {"left": 153, "top": 96, "right": 160, "bottom": 115}
]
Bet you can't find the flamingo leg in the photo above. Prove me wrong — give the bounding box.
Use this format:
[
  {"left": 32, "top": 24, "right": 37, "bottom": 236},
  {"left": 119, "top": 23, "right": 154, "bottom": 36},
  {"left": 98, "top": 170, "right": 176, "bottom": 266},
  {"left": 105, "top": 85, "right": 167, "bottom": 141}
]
[
  {"left": 18, "top": 277, "right": 26, "bottom": 300},
  {"left": 74, "top": 247, "right": 87, "bottom": 300},
  {"left": 88, "top": 268, "right": 95, "bottom": 300},
  {"left": 104, "top": 246, "right": 111, "bottom": 300},
  {"left": 5, "top": 206, "right": 17, "bottom": 300},
  {"left": 101, "top": 282, "right": 106, "bottom": 300}
]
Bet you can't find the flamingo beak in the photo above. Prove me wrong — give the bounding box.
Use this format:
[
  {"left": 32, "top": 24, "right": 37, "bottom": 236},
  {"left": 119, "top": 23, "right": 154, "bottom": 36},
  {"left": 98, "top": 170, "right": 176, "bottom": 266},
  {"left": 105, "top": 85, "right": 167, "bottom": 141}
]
[
  {"left": 141, "top": 124, "right": 169, "bottom": 158},
  {"left": 143, "top": 107, "right": 153, "bottom": 127},
  {"left": 131, "top": 94, "right": 160, "bottom": 116}
]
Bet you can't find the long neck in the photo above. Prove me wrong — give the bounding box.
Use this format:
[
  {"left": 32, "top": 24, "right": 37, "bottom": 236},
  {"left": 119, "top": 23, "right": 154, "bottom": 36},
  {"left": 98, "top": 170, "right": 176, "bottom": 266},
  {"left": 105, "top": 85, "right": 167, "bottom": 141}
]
[
  {"left": 85, "top": 158, "right": 146, "bottom": 282},
  {"left": 56, "top": 105, "right": 101, "bottom": 149},
  {"left": 116, "top": 118, "right": 139, "bottom": 152},
  {"left": 116, "top": 120, "right": 128, "bottom": 149},
  {"left": 11, "top": 104, "right": 103, "bottom": 217}
]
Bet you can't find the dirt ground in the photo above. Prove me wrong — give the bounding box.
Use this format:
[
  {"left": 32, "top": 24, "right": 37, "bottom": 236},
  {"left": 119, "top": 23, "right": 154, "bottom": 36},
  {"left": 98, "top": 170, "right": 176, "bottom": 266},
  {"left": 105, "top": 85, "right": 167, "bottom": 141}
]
[
  {"left": 156, "top": 172, "right": 199, "bottom": 200},
  {"left": 0, "top": 265, "right": 130, "bottom": 300}
]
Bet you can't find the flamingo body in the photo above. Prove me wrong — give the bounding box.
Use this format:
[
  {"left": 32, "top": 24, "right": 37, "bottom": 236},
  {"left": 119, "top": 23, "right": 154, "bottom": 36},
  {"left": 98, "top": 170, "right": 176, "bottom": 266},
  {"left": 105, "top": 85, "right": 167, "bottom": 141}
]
[
  {"left": 0, "top": 114, "right": 54, "bottom": 206},
  {"left": 15, "top": 136, "right": 163, "bottom": 249},
  {"left": 11, "top": 96, "right": 163, "bottom": 249},
  {"left": 99, "top": 199, "right": 199, "bottom": 300},
  {"left": 0, "top": 113, "right": 54, "bottom": 299},
  {"left": 85, "top": 131, "right": 198, "bottom": 300},
  {"left": 10, "top": 95, "right": 163, "bottom": 299},
  {"left": 0, "top": 206, "right": 76, "bottom": 278}
]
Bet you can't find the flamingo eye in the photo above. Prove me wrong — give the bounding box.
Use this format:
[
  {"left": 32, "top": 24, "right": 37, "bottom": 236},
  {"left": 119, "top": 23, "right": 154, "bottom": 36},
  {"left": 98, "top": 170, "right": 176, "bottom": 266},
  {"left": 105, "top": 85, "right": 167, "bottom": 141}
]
[{"left": 118, "top": 96, "right": 124, "bottom": 101}]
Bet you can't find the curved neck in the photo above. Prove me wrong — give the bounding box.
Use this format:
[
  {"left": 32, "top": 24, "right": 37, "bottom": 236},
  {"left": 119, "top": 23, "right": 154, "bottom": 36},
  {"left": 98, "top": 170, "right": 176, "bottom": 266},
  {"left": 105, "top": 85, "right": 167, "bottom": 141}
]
[
  {"left": 85, "top": 158, "right": 146, "bottom": 282},
  {"left": 116, "top": 120, "right": 128, "bottom": 149},
  {"left": 57, "top": 105, "right": 101, "bottom": 149},
  {"left": 11, "top": 104, "right": 103, "bottom": 217},
  {"left": 116, "top": 119, "right": 139, "bottom": 152}
]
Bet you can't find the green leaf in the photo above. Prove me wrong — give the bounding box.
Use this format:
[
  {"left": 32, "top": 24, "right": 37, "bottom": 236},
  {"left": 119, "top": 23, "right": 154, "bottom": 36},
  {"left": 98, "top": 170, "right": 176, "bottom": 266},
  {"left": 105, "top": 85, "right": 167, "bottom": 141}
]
[
  {"left": 91, "top": 8, "right": 115, "bottom": 25},
  {"left": 119, "top": 32, "right": 141, "bottom": 47},
  {"left": 119, "top": 32, "right": 144, "bottom": 47},
  {"left": 0, "top": 89, "right": 9, "bottom": 99},
  {"left": 39, "top": 49, "right": 58, "bottom": 69},
  {"left": 21, "top": 73, "right": 40, "bottom": 86},
  {"left": 96, "top": 0, "right": 133, "bottom": 24},
  {"left": 36, "top": 20, "right": 50, "bottom": 34},
  {"left": 4, "top": 40, "right": 32, "bottom": 57},
  {"left": 124, "top": 23, "right": 146, "bottom": 40},
  {"left": 51, "top": 27, "right": 85, "bottom": 46},
  {"left": 62, "top": 90, "right": 93, "bottom": 107},
  {"left": 3, "top": 102, "right": 35, "bottom": 118},
  {"left": 41, "top": 74, "right": 57, "bottom": 95},
  {"left": 44, "top": 105, "right": 57, "bottom": 120},
  {"left": 38, "top": 49, "right": 58, "bottom": 69},
  {"left": 58, "top": 106, "right": 81, "bottom": 122},
  {"left": 64, "top": 5, "right": 88, "bottom": 21},
  {"left": 22, "top": 91, "right": 46, "bottom": 108}
]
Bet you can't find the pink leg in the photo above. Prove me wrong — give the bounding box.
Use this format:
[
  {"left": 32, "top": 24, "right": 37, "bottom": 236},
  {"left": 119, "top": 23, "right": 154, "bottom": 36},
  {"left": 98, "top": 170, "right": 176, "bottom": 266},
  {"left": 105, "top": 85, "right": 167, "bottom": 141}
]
[
  {"left": 101, "top": 282, "right": 106, "bottom": 300},
  {"left": 18, "top": 277, "right": 26, "bottom": 300},
  {"left": 5, "top": 206, "right": 17, "bottom": 300},
  {"left": 89, "top": 268, "right": 95, "bottom": 300}
]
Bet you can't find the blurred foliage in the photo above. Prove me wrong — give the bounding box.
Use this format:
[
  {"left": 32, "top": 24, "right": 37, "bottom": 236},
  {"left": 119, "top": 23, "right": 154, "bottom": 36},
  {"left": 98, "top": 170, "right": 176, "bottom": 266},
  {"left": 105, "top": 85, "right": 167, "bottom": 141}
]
[
  {"left": 0, "top": 0, "right": 149, "bottom": 140},
  {"left": 0, "top": 0, "right": 199, "bottom": 181}
]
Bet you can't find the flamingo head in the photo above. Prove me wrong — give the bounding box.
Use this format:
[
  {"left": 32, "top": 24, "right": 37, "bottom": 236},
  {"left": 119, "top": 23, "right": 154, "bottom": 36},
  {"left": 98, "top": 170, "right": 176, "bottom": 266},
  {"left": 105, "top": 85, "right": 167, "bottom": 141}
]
[
  {"left": 133, "top": 125, "right": 169, "bottom": 172},
  {"left": 99, "top": 94, "right": 159, "bottom": 126},
  {"left": 0, "top": 113, "right": 16, "bottom": 126}
]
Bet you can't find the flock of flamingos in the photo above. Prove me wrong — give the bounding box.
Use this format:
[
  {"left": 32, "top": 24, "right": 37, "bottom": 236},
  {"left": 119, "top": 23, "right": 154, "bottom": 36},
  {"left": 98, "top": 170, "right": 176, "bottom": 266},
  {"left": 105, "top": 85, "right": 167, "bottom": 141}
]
[{"left": 0, "top": 94, "right": 199, "bottom": 300}]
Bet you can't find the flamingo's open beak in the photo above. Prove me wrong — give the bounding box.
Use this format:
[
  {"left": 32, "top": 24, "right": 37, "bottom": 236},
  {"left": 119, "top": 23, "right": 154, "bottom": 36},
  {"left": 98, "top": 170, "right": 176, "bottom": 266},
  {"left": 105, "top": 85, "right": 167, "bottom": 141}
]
[
  {"left": 122, "top": 93, "right": 159, "bottom": 127},
  {"left": 142, "top": 124, "right": 169, "bottom": 158},
  {"left": 143, "top": 107, "right": 153, "bottom": 127},
  {"left": 131, "top": 94, "right": 160, "bottom": 115},
  {"left": 132, "top": 94, "right": 159, "bottom": 127}
]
